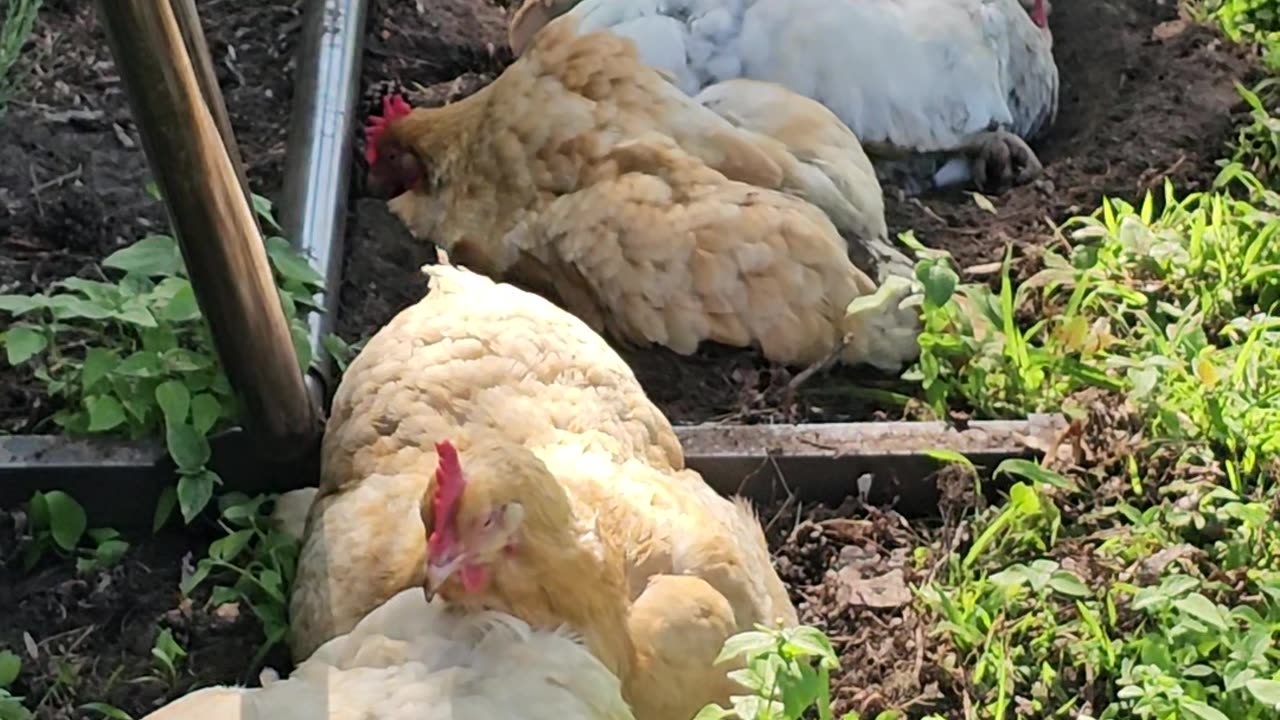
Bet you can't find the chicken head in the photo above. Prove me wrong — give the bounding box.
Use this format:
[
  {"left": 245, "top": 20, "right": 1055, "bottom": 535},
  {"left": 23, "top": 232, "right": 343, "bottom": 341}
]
[
  {"left": 421, "top": 439, "right": 531, "bottom": 597},
  {"left": 364, "top": 94, "right": 425, "bottom": 199},
  {"left": 416, "top": 436, "right": 637, "bottom": 678}
]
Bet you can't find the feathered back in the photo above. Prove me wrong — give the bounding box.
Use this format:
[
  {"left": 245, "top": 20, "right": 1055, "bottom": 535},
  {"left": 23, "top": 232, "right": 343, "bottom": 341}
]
[{"left": 144, "top": 589, "right": 634, "bottom": 720}]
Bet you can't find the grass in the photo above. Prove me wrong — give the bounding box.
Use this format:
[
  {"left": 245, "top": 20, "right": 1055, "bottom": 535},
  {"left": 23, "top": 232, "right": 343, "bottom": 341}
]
[
  {"left": 4, "top": 2, "right": 1280, "bottom": 719},
  {"left": 0, "top": 0, "right": 42, "bottom": 116}
]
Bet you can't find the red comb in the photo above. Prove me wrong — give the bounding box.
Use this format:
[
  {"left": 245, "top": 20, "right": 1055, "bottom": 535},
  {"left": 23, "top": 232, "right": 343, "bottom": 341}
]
[
  {"left": 427, "top": 440, "right": 464, "bottom": 555},
  {"left": 1030, "top": 0, "right": 1047, "bottom": 27},
  {"left": 364, "top": 94, "right": 413, "bottom": 164}
]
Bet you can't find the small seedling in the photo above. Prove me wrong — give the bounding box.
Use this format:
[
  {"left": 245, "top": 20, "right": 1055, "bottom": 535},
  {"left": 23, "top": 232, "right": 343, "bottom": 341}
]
[
  {"left": 20, "top": 490, "right": 128, "bottom": 573},
  {"left": 149, "top": 628, "right": 187, "bottom": 685}
]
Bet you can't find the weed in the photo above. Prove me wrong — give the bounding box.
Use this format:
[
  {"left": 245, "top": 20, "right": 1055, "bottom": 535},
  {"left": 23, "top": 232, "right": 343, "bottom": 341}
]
[
  {"left": 180, "top": 492, "right": 300, "bottom": 666},
  {"left": 18, "top": 490, "right": 128, "bottom": 573},
  {"left": 0, "top": 651, "right": 30, "bottom": 720},
  {"left": 149, "top": 629, "right": 186, "bottom": 686},
  {"left": 0, "top": 192, "right": 324, "bottom": 524},
  {"left": 0, "top": 0, "right": 41, "bottom": 115}
]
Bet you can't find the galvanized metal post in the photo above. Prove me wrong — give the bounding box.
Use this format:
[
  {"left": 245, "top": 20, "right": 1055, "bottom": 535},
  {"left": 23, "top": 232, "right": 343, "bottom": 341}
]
[
  {"left": 96, "top": 0, "right": 322, "bottom": 461},
  {"left": 280, "top": 0, "right": 370, "bottom": 407}
]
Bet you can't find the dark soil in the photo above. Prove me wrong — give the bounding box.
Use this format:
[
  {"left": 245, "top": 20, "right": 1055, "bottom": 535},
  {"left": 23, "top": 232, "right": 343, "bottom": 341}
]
[{"left": 0, "top": 512, "right": 287, "bottom": 719}]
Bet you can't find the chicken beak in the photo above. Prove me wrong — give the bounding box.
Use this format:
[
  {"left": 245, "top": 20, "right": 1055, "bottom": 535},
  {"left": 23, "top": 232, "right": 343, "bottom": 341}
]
[{"left": 423, "top": 555, "right": 465, "bottom": 599}]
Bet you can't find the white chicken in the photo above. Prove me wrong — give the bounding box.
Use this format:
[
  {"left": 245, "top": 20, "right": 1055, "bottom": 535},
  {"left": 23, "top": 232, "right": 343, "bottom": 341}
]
[
  {"left": 508, "top": 0, "right": 1059, "bottom": 194},
  {"left": 139, "top": 588, "right": 634, "bottom": 720}
]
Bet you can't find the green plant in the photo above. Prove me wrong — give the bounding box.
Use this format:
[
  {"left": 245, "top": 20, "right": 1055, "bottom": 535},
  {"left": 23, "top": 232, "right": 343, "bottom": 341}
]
[
  {"left": 19, "top": 490, "right": 128, "bottom": 573},
  {"left": 694, "top": 625, "right": 852, "bottom": 720},
  {"left": 0, "top": 0, "right": 41, "bottom": 115},
  {"left": 181, "top": 492, "right": 300, "bottom": 666},
  {"left": 0, "top": 650, "right": 31, "bottom": 720},
  {"left": 149, "top": 628, "right": 187, "bottom": 685},
  {"left": 0, "top": 192, "right": 325, "bottom": 524}
]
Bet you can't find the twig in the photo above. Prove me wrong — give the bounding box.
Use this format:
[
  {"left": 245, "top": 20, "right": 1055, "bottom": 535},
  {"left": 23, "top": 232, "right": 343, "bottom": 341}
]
[{"left": 29, "top": 165, "right": 83, "bottom": 195}]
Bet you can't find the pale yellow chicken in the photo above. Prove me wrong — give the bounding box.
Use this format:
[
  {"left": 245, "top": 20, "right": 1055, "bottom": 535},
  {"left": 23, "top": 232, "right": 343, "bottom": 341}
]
[
  {"left": 363, "top": 16, "right": 920, "bottom": 372},
  {"left": 288, "top": 263, "right": 798, "bottom": 720},
  {"left": 139, "top": 587, "right": 633, "bottom": 720}
]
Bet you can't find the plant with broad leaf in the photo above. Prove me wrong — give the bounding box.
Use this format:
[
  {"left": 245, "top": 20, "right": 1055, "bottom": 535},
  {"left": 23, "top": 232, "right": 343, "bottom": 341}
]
[
  {"left": 0, "top": 191, "right": 325, "bottom": 525},
  {"left": 692, "top": 624, "right": 891, "bottom": 720},
  {"left": 17, "top": 490, "right": 128, "bottom": 573},
  {"left": 180, "top": 492, "right": 300, "bottom": 665}
]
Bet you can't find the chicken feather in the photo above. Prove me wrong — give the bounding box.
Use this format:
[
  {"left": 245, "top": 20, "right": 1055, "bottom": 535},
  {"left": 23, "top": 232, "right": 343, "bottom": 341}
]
[
  {"left": 289, "top": 265, "right": 797, "bottom": 719},
  {"left": 369, "top": 17, "right": 919, "bottom": 370},
  {"left": 141, "top": 589, "right": 633, "bottom": 720},
  {"left": 508, "top": 0, "right": 1059, "bottom": 193}
]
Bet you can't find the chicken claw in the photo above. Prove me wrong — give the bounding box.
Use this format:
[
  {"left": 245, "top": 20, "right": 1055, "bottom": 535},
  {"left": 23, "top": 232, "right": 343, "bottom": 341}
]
[
  {"left": 842, "top": 275, "right": 922, "bottom": 373},
  {"left": 970, "top": 129, "right": 1044, "bottom": 193}
]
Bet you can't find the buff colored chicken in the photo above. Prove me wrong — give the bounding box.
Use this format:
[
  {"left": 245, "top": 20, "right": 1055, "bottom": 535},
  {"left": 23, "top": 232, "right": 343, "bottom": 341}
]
[
  {"left": 363, "top": 17, "right": 920, "bottom": 372},
  {"left": 508, "top": 0, "right": 1059, "bottom": 194},
  {"left": 289, "top": 262, "right": 797, "bottom": 720},
  {"left": 139, "top": 587, "right": 633, "bottom": 720}
]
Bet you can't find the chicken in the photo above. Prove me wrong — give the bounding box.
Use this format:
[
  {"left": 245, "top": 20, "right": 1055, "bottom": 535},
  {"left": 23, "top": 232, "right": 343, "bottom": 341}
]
[
  {"left": 289, "top": 262, "right": 797, "bottom": 720},
  {"left": 140, "top": 587, "right": 634, "bottom": 720},
  {"left": 507, "top": 0, "right": 1059, "bottom": 194},
  {"left": 692, "top": 78, "right": 913, "bottom": 283},
  {"left": 363, "top": 17, "right": 921, "bottom": 372}
]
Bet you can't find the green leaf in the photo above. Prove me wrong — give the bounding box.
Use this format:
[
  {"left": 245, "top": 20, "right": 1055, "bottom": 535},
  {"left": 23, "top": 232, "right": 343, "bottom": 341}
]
[
  {"left": 918, "top": 260, "right": 959, "bottom": 307},
  {"left": 85, "top": 395, "right": 127, "bottom": 432},
  {"left": 111, "top": 299, "right": 157, "bottom": 328},
  {"left": 153, "top": 486, "right": 178, "bottom": 534},
  {"left": 79, "top": 703, "right": 135, "bottom": 720},
  {"left": 691, "top": 705, "right": 732, "bottom": 720},
  {"left": 114, "top": 351, "right": 163, "bottom": 378},
  {"left": 1175, "top": 593, "right": 1230, "bottom": 632},
  {"left": 166, "top": 423, "right": 210, "bottom": 472},
  {"left": 994, "top": 459, "right": 1076, "bottom": 490},
  {"left": 209, "top": 529, "right": 255, "bottom": 563},
  {"left": 1246, "top": 679, "right": 1280, "bottom": 707},
  {"left": 56, "top": 278, "right": 121, "bottom": 305},
  {"left": 95, "top": 539, "right": 129, "bottom": 568},
  {"left": 0, "top": 650, "right": 20, "bottom": 687},
  {"left": 0, "top": 294, "right": 46, "bottom": 316},
  {"left": 1047, "top": 571, "right": 1092, "bottom": 598},
  {"left": 43, "top": 490, "right": 87, "bottom": 552},
  {"left": 2, "top": 327, "right": 47, "bottom": 365},
  {"left": 27, "top": 492, "right": 50, "bottom": 531},
  {"left": 177, "top": 470, "right": 218, "bottom": 523},
  {"left": 252, "top": 194, "right": 282, "bottom": 231},
  {"left": 102, "top": 235, "right": 184, "bottom": 277},
  {"left": 81, "top": 349, "right": 119, "bottom": 391},
  {"left": 266, "top": 237, "right": 325, "bottom": 287},
  {"left": 924, "top": 448, "right": 976, "bottom": 471},
  {"left": 1181, "top": 700, "right": 1230, "bottom": 720},
  {"left": 155, "top": 381, "right": 191, "bottom": 425},
  {"left": 785, "top": 626, "right": 839, "bottom": 667},
  {"left": 45, "top": 295, "right": 114, "bottom": 321},
  {"left": 715, "top": 630, "right": 777, "bottom": 665},
  {"left": 158, "top": 282, "right": 201, "bottom": 323},
  {"left": 190, "top": 394, "right": 221, "bottom": 435}
]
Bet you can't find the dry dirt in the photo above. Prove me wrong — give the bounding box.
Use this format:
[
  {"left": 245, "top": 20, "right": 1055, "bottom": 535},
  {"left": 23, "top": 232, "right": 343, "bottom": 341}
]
[{"left": 0, "top": 0, "right": 1262, "bottom": 716}]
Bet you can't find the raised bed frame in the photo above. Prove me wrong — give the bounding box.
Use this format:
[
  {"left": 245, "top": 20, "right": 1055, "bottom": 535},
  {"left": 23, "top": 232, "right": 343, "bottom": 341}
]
[{"left": 0, "top": 0, "right": 1065, "bottom": 526}]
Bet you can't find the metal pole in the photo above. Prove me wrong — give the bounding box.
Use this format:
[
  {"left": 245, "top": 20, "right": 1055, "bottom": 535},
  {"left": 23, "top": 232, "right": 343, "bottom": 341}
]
[
  {"left": 280, "top": 0, "right": 370, "bottom": 407},
  {"left": 96, "top": 0, "right": 322, "bottom": 462}
]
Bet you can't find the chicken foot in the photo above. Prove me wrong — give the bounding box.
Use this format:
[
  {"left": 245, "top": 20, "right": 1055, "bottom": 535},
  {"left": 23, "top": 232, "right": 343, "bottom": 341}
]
[{"left": 959, "top": 128, "right": 1045, "bottom": 193}]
